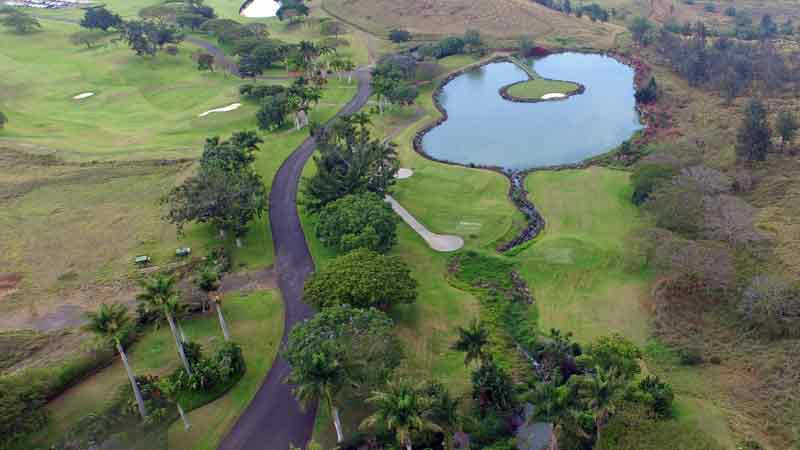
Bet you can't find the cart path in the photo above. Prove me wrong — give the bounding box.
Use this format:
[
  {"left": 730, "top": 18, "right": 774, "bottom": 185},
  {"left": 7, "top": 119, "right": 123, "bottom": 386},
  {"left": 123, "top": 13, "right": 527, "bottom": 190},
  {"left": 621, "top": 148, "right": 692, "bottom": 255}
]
[{"left": 217, "top": 68, "right": 372, "bottom": 450}]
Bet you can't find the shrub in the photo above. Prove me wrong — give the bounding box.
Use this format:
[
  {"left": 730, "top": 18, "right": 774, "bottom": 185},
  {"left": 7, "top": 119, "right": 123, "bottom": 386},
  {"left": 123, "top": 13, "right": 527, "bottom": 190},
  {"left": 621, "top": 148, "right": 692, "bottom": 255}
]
[
  {"left": 637, "top": 375, "right": 674, "bottom": 418},
  {"left": 738, "top": 275, "right": 800, "bottom": 338},
  {"left": 389, "top": 28, "right": 411, "bottom": 42},
  {"left": 631, "top": 164, "right": 676, "bottom": 205},
  {"left": 315, "top": 192, "right": 399, "bottom": 253},
  {"left": 0, "top": 376, "right": 48, "bottom": 448},
  {"left": 239, "top": 83, "right": 286, "bottom": 102},
  {"left": 677, "top": 347, "right": 703, "bottom": 365},
  {"left": 303, "top": 248, "right": 417, "bottom": 310}
]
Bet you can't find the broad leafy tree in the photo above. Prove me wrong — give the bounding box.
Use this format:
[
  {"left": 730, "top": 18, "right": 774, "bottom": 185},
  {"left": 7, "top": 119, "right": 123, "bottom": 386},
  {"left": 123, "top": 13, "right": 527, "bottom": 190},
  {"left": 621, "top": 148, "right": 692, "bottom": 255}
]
[
  {"left": 163, "top": 132, "right": 267, "bottom": 244},
  {"left": 121, "top": 20, "right": 183, "bottom": 57},
  {"left": 361, "top": 379, "right": 441, "bottom": 450},
  {"left": 136, "top": 274, "right": 193, "bottom": 376},
  {"left": 69, "top": 29, "right": 107, "bottom": 48},
  {"left": 303, "top": 248, "right": 417, "bottom": 310},
  {"left": 315, "top": 192, "right": 399, "bottom": 253},
  {"left": 197, "top": 52, "right": 214, "bottom": 71},
  {"left": 285, "top": 305, "right": 403, "bottom": 443},
  {"left": 80, "top": 6, "right": 122, "bottom": 31},
  {"left": 1, "top": 11, "right": 41, "bottom": 34},
  {"left": 451, "top": 318, "right": 490, "bottom": 367},
  {"left": 85, "top": 303, "right": 147, "bottom": 420},
  {"left": 256, "top": 94, "right": 290, "bottom": 130},
  {"left": 302, "top": 114, "right": 398, "bottom": 212},
  {"left": 736, "top": 98, "right": 771, "bottom": 161}
]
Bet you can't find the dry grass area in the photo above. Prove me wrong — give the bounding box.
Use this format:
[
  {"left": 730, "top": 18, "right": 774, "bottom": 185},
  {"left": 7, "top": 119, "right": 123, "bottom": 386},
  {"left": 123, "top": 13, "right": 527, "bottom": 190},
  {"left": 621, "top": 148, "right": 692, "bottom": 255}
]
[
  {"left": 0, "top": 145, "right": 209, "bottom": 341},
  {"left": 323, "top": 0, "right": 624, "bottom": 48},
  {"left": 624, "top": 42, "right": 800, "bottom": 448}
]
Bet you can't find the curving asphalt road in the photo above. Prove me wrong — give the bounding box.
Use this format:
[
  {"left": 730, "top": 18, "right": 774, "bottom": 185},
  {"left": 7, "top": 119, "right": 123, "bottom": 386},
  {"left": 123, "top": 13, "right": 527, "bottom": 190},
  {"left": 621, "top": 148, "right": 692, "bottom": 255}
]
[{"left": 218, "top": 68, "right": 372, "bottom": 450}]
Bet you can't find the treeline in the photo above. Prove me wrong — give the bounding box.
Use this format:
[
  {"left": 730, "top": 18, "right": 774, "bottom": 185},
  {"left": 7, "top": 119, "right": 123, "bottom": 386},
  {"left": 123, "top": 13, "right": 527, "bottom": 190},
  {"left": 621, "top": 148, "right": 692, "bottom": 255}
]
[
  {"left": 528, "top": 0, "right": 612, "bottom": 22},
  {"left": 650, "top": 26, "right": 795, "bottom": 99}
]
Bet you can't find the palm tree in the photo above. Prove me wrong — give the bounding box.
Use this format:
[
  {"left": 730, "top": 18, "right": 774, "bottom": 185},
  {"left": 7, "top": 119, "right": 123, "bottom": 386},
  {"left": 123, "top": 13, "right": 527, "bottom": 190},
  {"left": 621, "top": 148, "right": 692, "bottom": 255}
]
[
  {"left": 84, "top": 303, "right": 147, "bottom": 420},
  {"left": 361, "top": 380, "right": 441, "bottom": 450},
  {"left": 426, "top": 384, "right": 461, "bottom": 450},
  {"left": 158, "top": 377, "right": 191, "bottom": 431},
  {"left": 289, "top": 345, "right": 349, "bottom": 443},
  {"left": 137, "top": 274, "right": 193, "bottom": 376},
  {"left": 195, "top": 267, "right": 230, "bottom": 341},
  {"left": 451, "top": 318, "right": 490, "bottom": 367},
  {"left": 575, "top": 367, "right": 628, "bottom": 444}
]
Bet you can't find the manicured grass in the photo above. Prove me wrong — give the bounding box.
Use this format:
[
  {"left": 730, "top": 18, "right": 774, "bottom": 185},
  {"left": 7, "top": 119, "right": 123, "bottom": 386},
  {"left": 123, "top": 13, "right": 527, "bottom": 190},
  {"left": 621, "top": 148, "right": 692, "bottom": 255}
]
[
  {"left": 507, "top": 78, "right": 581, "bottom": 99},
  {"left": 518, "top": 167, "right": 651, "bottom": 344},
  {"left": 0, "top": 22, "right": 252, "bottom": 160},
  {"left": 38, "top": 290, "right": 283, "bottom": 448}
]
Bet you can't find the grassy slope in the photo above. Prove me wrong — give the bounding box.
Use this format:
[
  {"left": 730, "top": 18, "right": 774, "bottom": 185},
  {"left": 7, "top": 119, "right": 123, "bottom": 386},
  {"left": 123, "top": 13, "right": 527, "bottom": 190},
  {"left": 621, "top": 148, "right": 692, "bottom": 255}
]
[
  {"left": 508, "top": 78, "right": 581, "bottom": 99},
  {"left": 38, "top": 290, "right": 283, "bottom": 447}
]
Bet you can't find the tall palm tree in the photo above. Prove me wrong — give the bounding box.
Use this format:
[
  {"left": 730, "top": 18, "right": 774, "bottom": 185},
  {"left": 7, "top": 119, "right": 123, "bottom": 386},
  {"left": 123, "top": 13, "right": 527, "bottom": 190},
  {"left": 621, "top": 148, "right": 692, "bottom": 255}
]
[
  {"left": 361, "top": 380, "right": 441, "bottom": 450},
  {"left": 289, "top": 345, "right": 349, "bottom": 443},
  {"left": 575, "top": 367, "right": 627, "bottom": 444},
  {"left": 137, "top": 274, "right": 192, "bottom": 376},
  {"left": 84, "top": 303, "right": 147, "bottom": 420},
  {"left": 426, "top": 384, "right": 461, "bottom": 450},
  {"left": 451, "top": 318, "right": 490, "bottom": 367}
]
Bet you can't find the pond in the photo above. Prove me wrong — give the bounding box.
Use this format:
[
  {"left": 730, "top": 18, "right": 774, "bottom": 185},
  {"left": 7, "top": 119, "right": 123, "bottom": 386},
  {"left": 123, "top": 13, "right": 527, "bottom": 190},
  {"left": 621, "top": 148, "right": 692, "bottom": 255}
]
[
  {"left": 240, "top": 0, "right": 280, "bottom": 18},
  {"left": 421, "top": 53, "right": 643, "bottom": 170}
]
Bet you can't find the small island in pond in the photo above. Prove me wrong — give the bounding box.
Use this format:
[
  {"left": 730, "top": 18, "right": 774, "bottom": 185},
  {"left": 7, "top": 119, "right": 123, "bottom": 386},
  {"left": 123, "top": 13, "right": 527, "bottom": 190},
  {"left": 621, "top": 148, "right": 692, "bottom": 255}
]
[{"left": 505, "top": 78, "right": 582, "bottom": 101}]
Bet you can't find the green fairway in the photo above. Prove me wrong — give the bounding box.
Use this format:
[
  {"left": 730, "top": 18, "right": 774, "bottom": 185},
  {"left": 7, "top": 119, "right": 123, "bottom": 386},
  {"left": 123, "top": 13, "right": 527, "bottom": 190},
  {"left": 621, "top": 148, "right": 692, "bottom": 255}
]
[
  {"left": 518, "top": 167, "right": 651, "bottom": 344},
  {"left": 39, "top": 290, "right": 283, "bottom": 448},
  {"left": 507, "top": 78, "right": 581, "bottom": 99},
  {"left": 0, "top": 21, "right": 253, "bottom": 160}
]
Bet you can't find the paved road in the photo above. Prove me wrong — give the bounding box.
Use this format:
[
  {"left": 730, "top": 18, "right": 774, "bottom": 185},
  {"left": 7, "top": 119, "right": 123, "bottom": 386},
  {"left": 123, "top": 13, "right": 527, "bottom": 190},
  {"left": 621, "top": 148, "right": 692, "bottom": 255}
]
[{"left": 218, "top": 68, "right": 372, "bottom": 450}]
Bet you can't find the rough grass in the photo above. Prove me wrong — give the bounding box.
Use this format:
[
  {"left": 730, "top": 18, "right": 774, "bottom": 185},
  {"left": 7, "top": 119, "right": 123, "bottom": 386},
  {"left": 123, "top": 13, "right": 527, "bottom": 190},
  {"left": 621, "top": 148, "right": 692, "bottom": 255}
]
[
  {"left": 322, "top": 0, "right": 623, "bottom": 48},
  {"left": 507, "top": 78, "right": 580, "bottom": 99},
  {"left": 35, "top": 290, "right": 283, "bottom": 448}
]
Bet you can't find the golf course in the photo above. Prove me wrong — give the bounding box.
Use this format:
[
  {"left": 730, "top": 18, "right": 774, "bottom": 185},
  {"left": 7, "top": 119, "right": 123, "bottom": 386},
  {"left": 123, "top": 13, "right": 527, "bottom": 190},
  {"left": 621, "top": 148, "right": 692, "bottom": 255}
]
[{"left": 3, "top": 0, "right": 797, "bottom": 448}]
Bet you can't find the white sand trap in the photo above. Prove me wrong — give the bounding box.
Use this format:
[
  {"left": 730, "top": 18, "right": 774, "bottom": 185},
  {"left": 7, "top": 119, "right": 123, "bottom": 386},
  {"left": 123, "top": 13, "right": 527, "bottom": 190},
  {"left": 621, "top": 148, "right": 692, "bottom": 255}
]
[
  {"left": 396, "top": 168, "right": 414, "bottom": 179},
  {"left": 72, "top": 92, "right": 95, "bottom": 100},
  {"left": 240, "top": 0, "right": 281, "bottom": 17},
  {"left": 541, "top": 93, "right": 567, "bottom": 100},
  {"left": 198, "top": 103, "right": 242, "bottom": 117},
  {"left": 385, "top": 196, "right": 464, "bottom": 252}
]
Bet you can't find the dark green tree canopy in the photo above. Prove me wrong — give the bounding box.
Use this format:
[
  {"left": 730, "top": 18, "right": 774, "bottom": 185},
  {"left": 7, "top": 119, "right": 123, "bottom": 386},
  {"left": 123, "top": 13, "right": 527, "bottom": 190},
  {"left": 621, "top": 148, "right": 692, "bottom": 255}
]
[
  {"left": 302, "top": 114, "right": 398, "bottom": 212},
  {"left": 303, "top": 248, "right": 417, "bottom": 311},
  {"left": 472, "top": 360, "right": 516, "bottom": 415},
  {"left": 121, "top": 20, "right": 183, "bottom": 57},
  {"left": 81, "top": 6, "right": 122, "bottom": 31},
  {"left": 285, "top": 305, "right": 403, "bottom": 388},
  {"left": 315, "top": 192, "right": 399, "bottom": 253},
  {"left": 163, "top": 132, "right": 267, "bottom": 238}
]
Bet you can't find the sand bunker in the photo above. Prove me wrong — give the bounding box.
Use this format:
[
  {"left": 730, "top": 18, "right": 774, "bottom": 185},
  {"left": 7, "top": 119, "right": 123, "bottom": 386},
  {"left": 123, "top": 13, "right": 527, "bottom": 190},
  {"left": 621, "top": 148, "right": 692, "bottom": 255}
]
[
  {"left": 240, "top": 0, "right": 280, "bottom": 17},
  {"left": 198, "top": 103, "right": 242, "bottom": 117},
  {"left": 72, "top": 92, "right": 95, "bottom": 100},
  {"left": 396, "top": 168, "right": 414, "bottom": 179},
  {"left": 541, "top": 93, "right": 567, "bottom": 100}
]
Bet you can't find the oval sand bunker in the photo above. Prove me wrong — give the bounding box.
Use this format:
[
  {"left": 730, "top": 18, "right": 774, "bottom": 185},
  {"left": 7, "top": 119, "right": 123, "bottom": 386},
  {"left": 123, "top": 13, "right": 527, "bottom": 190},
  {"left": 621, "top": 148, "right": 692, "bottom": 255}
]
[
  {"left": 396, "top": 168, "right": 414, "bottom": 179},
  {"left": 541, "top": 93, "right": 567, "bottom": 100},
  {"left": 72, "top": 92, "right": 95, "bottom": 100},
  {"left": 198, "top": 103, "right": 242, "bottom": 117}
]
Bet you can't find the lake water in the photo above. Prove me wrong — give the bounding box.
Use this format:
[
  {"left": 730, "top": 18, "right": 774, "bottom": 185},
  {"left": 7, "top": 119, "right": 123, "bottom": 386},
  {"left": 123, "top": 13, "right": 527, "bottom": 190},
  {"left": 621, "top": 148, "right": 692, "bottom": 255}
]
[
  {"left": 240, "top": 0, "right": 280, "bottom": 17},
  {"left": 421, "top": 53, "right": 643, "bottom": 170}
]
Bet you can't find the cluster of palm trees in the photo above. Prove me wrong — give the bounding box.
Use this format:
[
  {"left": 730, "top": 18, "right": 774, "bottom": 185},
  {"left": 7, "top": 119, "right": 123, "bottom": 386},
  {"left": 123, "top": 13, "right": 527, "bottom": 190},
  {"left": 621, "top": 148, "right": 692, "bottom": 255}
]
[{"left": 83, "top": 272, "right": 230, "bottom": 423}]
